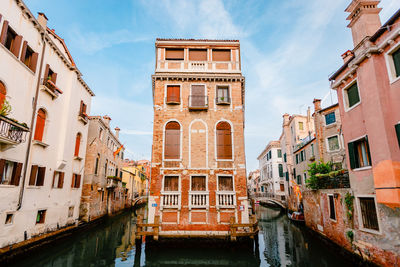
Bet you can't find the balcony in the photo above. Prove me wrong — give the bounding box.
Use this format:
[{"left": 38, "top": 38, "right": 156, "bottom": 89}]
[
  {"left": 0, "top": 115, "right": 29, "bottom": 146},
  {"left": 188, "top": 95, "right": 208, "bottom": 110},
  {"left": 40, "top": 79, "right": 62, "bottom": 99},
  {"left": 78, "top": 112, "right": 88, "bottom": 124},
  {"left": 215, "top": 96, "right": 231, "bottom": 105},
  {"left": 156, "top": 60, "right": 240, "bottom": 73},
  {"left": 106, "top": 176, "right": 121, "bottom": 188},
  {"left": 216, "top": 191, "right": 236, "bottom": 209},
  {"left": 189, "top": 191, "right": 209, "bottom": 209},
  {"left": 161, "top": 191, "right": 181, "bottom": 209}
]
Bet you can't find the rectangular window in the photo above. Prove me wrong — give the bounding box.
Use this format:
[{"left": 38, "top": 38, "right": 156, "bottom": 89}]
[
  {"left": 68, "top": 206, "right": 74, "bottom": 218},
  {"left": 0, "top": 23, "right": 22, "bottom": 57},
  {"left": 311, "top": 144, "right": 315, "bottom": 157},
  {"left": 297, "top": 175, "right": 302, "bottom": 185},
  {"left": 166, "top": 85, "right": 180, "bottom": 104},
  {"left": 325, "top": 112, "right": 336, "bottom": 125},
  {"left": 212, "top": 49, "right": 231, "bottom": 61},
  {"left": 328, "top": 195, "right": 336, "bottom": 220},
  {"left": 36, "top": 210, "right": 46, "bottom": 224},
  {"left": 79, "top": 100, "right": 87, "bottom": 116},
  {"left": 284, "top": 153, "right": 287, "bottom": 162},
  {"left": 268, "top": 150, "right": 272, "bottom": 159},
  {"left": 395, "top": 123, "right": 400, "bottom": 148},
  {"left": 328, "top": 136, "right": 340, "bottom": 151},
  {"left": 285, "top": 172, "right": 289, "bottom": 181},
  {"left": 71, "top": 173, "right": 81, "bottom": 188},
  {"left": 392, "top": 48, "right": 400, "bottom": 78},
  {"left": 190, "top": 85, "right": 207, "bottom": 109},
  {"left": 346, "top": 82, "right": 360, "bottom": 108},
  {"left": 189, "top": 49, "right": 207, "bottom": 61},
  {"left": 280, "top": 184, "right": 284, "bottom": 191},
  {"left": 164, "top": 176, "right": 179, "bottom": 191},
  {"left": 278, "top": 164, "right": 284, "bottom": 177},
  {"left": 191, "top": 176, "right": 206, "bottom": 191},
  {"left": 218, "top": 176, "right": 233, "bottom": 191},
  {"left": 0, "top": 159, "right": 22, "bottom": 186},
  {"left": 5, "top": 213, "right": 13, "bottom": 224},
  {"left": 216, "top": 86, "right": 230, "bottom": 104},
  {"left": 277, "top": 149, "right": 282, "bottom": 158},
  {"left": 359, "top": 197, "right": 379, "bottom": 231},
  {"left": 29, "top": 165, "right": 46, "bottom": 186},
  {"left": 52, "top": 171, "right": 64, "bottom": 188},
  {"left": 299, "top": 122, "right": 304, "bottom": 130},
  {"left": 296, "top": 154, "right": 299, "bottom": 164},
  {"left": 20, "top": 42, "right": 38, "bottom": 72},
  {"left": 348, "top": 137, "right": 371, "bottom": 169},
  {"left": 94, "top": 155, "right": 100, "bottom": 175},
  {"left": 165, "top": 48, "right": 184, "bottom": 60},
  {"left": 303, "top": 173, "right": 307, "bottom": 182}
]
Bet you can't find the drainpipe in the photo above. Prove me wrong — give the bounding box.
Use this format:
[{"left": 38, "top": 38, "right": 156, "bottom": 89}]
[{"left": 17, "top": 32, "right": 46, "bottom": 210}]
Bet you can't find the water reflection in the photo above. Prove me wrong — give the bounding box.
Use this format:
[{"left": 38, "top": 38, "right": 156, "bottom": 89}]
[{"left": 11, "top": 206, "right": 356, "bottom": 267}]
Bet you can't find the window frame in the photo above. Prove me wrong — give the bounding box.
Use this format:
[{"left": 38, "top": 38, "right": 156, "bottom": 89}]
[
  {"left": 189, "top": 174, "right": 208, "bottom": 192},
  {"left": 215, "top": 85, "right": 231, "bottom": 106},
  {"left": 165, "top": 48, "right": 185, "bottom": 61},
  {"left": 385, "top": 41, "right": 400, "bottom": 84},
  {"left": 163, "top": 120, "right": 182, "bottom": 161},
  {"left": 52, "top": 171, "right": 64, "bottom": 189},
  {"left": 328, "top": 194, "right": 337, "bottom": 221},
  {"left": 5, "top": 213, "right": 14, "bottom": 225},
  {"left": 342, "top": 79, "right": 361, "bottom": 112},
  {"left": 28, "top": 165, "right": 46, "bottom": 187},
  {"left": 324, "top": 111, "right": 336, "bottom": 126},
  {"left": 215, "top": 120, "right": 234, "bottom": 161},
  {"left": 217, "top": 174, "right": 235, "bottom": 192},
  {"left": 36, "top": 209, "right": 46, "bottom": 224},
  {"left": 165, "top": 84, "right": 182, "bottom": 105},
  {"left": 162, "top": 175, "right": 181, "bottom": 192},
  {"left": 326, "top": 134, "right": 341, "bottom": 152},
  {"left": 356, "top": 195, "right": 381, "bottom": 234},
  {"left": 212, "top": 49, "right": 231, "bottom": 62},
  {"left": 347, "top": 135, "right": 372, "bottom": 170}
]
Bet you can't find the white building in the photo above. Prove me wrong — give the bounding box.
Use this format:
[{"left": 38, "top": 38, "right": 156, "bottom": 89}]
[
  {"left": 247, "top": 170, "right": 260, "bottom": 195},
  {"left": 257, "top": 141, "right": 285, "bottom": 200},
  {"left": 0, "top": 0, "right": 94, "bottom": 249}
]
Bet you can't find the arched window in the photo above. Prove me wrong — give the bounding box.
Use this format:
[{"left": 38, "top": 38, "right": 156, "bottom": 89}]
[
  {"left": 34, "top": 109, "right": 46, "bottom": 141},
  {"left": 74, "top": 133, "right": 82, "bottom": 157},
  {"left": 164, "top": 121, "right": 180, "bottom": 159},
  {"left": 216, "top": 122, "right": 232, "bottom": 159},
  {"left": 0, "top": 81, "right": 6, "bottom": 109}
]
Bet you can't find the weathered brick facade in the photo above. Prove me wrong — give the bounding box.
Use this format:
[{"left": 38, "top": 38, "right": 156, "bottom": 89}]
[{"left": 148, "top": 39, "right": 249, "bottom": 235}]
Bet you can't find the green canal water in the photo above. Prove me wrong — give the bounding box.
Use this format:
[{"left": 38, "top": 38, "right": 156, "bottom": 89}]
[{"left": 11, "top": 206, "right": 358, "bottom": 267}]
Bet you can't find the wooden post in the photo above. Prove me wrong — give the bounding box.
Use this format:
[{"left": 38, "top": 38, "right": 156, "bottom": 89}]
[
  {"left": 230, "top": 216, "right": 237, "bottom": 242},
  {"left": 136, "top": 215, "right": 142, "bottom": 240},
  {"left": 153, "top": 215, "right": 160, "bottom": 241}
]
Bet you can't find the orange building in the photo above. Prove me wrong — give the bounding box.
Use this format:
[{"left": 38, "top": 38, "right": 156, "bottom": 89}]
[{"left": 147, "top": 39, "right": 249, "bottom": 236}]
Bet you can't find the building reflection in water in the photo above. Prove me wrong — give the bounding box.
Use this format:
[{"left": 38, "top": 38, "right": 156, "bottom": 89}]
[{"left": 12, "top": 206, "right": 357, "bottom": 267}]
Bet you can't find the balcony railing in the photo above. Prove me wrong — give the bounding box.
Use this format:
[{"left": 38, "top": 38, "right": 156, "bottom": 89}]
[
  {"left": 215, "top": 96, "right": 231, "bottom": 105},
  {"left": 78, "top": 112, "right": 88, "bottom": 124},
  {"left": 161, "top": 191, "right": 181, "bottom": 209},
  {"left": 189, "top": 61, "right": 206, "bottom": 70},
  {"left": 0, "top": 115, "right": 29, "bottom": 145},
  {"left": 189, "top": 191, "right": 209, "bottom": 209},
  {"left": 216, "top": 191, "right": 236, "bottom": 209},
  {"left": 41, "top": 79, "right": 62, "bottom": 98},
  {"left": 188, "top": 95, "right": 208, "bottom": 110}
]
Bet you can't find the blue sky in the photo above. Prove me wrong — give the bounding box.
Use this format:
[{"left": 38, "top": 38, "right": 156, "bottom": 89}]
[{"left": 26, "top": 0, "right": 399, "bottom": 171}]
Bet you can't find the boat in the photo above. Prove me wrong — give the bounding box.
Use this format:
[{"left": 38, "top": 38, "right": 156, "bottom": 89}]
[{"left": 287, "top": 211, "right": 305, "bottom": 224}]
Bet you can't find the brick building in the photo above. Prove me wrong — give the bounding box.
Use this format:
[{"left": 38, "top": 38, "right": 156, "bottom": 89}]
[
  {"left": 147, "top": 39, "right": 249, "bottom": 235},
  {"left": 79, "top": 116, "right": 126, "bottom": 222},
  {"left": 327, "top": 1, "right": 400, "bottom": 265}
]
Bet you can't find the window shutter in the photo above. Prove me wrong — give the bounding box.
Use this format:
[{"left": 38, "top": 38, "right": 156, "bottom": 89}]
[
  {"left": 11, "top": 162, "right": 22, "bottom": 186},
  {"left": 395, "top": 124, "right": 400, "bottom": 148},
  {"left": 20, "top": 40, "right": 27, "bottom": 62},
  {"left": 189, "top": 49, "right": 207, "bottom": 61},
  {"left": 365, "top": 135, "right": 372, "bottom": 165},
  {"left": 34, "top": 109, "right": 46, "bottom": 141},
  {"left": 212, "top": 49, "right": 231, "bottom": 61},
  {"left": 165, "top": 48, "right": 184, "bottom": 60},
  {"left": 0, "top": 159, "right": 5, "bottom": 180},
  {"left": 304, "top": 150, "right": 306, "bottom": 160},
  {"left": 347, "top": 141, "right": 356, "bottom": 169},
  {"left": 74, "top": 134, "right": 81, "bottom": 157},
  {"left": 393, "top": 49, "right": 400, "bottom": 77},
  {"left": 0, "top": 20, "right": 8, "bottom": 45},
  {"left": 43, "top": 64, "right": 50, "bottom": 81},
  {"left": 59, "top": 172, "right": 64, "bottom": 188},
  {"left": 76, "top": 175, "right": 81, "bottom": 188},
  {"left": 296, "top": 154, "right": 298, "bottom": 164},
  {"left": 347, "top": 83, "right": 360, "bottom": 107},
  {"left": 293, "top": 168, "right": 296, "bottom": 179},
  {"left": 51, "top": 72, "right": 57, "bottom": 84},
  {"left": 37, "top": 167, "right": 46, "bottom": 186},
  {"left": 30, "top": 52, "right": 38, "bottom": 73},
  {"left": 29, "top": 165, "right": 38, "bottom": 185},
  {"left": 11, "top": 35, "right": 22, "bottom": 57},
  {"left": 52, "top": 171, "right": 56, "bottom": 187},
  {"left": 284, "top": 153, "right": 287, "bottom": 162},
  {"left": 216, "top": 129, "right": 225, "bottom": 158},
  {"left": 223, "top": 128, "right": 232, "bottom": 159},
  {"left": 71, "top": 174, "right": 76, "bottom": 188}
]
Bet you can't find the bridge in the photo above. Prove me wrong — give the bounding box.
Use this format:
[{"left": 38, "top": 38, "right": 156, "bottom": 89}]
[
  {"left": 132, "top": 195, "right": 148, "bottom": 208},
  {"left": 250, "top": 193, "right": 287, "bottom": 211}
]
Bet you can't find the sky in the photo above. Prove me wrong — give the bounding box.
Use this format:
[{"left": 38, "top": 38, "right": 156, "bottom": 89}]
[{"left": 26, "top": 0, "right": 399, "bottom": 171}]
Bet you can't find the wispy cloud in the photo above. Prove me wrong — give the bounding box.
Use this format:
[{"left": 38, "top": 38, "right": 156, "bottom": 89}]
[{"left": 122, "top": 129, "right": 153, "bottom": 136}]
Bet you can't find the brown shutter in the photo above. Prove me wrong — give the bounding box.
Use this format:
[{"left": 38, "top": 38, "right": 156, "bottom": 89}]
[
  {"left": 58, "top": 172, "right": 64, "bottom": 188},
  {"left": 51, "top": 72, "right": 57, "bottom": 84},
  {"left": 71, "top": 174, "right": 75, "bottom": 188},
  {"left": 36, "top": 167, "right": 46, "bottom": 186},
  {"left": 11, "top": 162, "right": 22, "bottom": 186},
  {"left": 29, "top": 165, "right": 38, "bottom": 185},
  {"left": 76, "top": 175, "right": 81, "bottom": 188},
  {"left": 30, "top": 52, "right": 38, "bottom": 73},
  {"left": 216, "top": 129, "right": 225, "bottom": 158},
  {"left": 79, "top": 100, "right": 83, "bottom": 114},
  {"left": 52, "top": 171, "right": 56, "bottom": 187},
  {"left": 165, "top": 48, "right": 184, "bottom": 60},
  {"left": 20, "top": 40, "right": 28, "bottom": 62},
  {"left": 212, "top": 49, "right": 231, "bottom": 61},
  {"left": 11, "top": 35, "right": 22, "bottom": 57},
  {"left": 189, "top": 49, "right": 207, "bottom": 61},
  {"left": 0, "top": 20, "right": 8, "bottom": 45},
  {"left": 43, "top": 64, "right": 50, "bottom": 81},
  {"left": 165, "top": 122, "right": 180, "bottom": 159},
  {"left": 216, "top": 122, "right": 231, "bottom": 159},
  {"left": 0, "top": 14, "right": 2, "bottom": 24},
  {"left": 224, "top": 129, "right": 232, "bottom": 159},
  {"left": 0, "top": 159, "right": 5, "bottom": 180}
]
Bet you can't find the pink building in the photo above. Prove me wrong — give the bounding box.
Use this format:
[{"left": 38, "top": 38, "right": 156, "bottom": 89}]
[{"left": 329, "top": 1, "right": 400, "bottom": 265}]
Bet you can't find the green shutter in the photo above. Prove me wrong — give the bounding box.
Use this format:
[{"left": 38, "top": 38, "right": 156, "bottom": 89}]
[
  {"left": 393, "top": 49, "right": 400, "bottom": 78},
  {"left": 348, "top": 141, "right": 356, "bottom": 169},
  {"left": 396, "top": 124, "right": 400, "bottom": 148},
  {"left": 347, "top": 83, "right": 360, "bottom": 107},
  {"left": 279, "top": 164, "right": 283, "bottom": 177},
  {"left": 285, "top": 172, "right": 289, "bottom": 181},
  {"left": 284, "top": 153, "right": 287, "bottom": 162},
  {"left": 296, "top": 154, "right": 298, "bottom": 164},
  {"left": 293, "top": 168, "right": 296, "bottom": 179},
  {"left": 365, "top": 135, "right": 372, "bottom": 166}
]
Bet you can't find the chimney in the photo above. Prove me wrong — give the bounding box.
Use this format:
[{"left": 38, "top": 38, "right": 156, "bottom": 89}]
[
  {"left": 341, "top": 50, "right": 354, "bottom": 63},
  {"left": 307, "top": 106, "right": 311, "bottom": 122},
  {"left": 282, "top": 113, "right": 290, "bottom": 126},
  {"left": 115, "top": 127, "right": 120, "bottom": 139},
  {"left": 37, "top": 12, "right": 48, "bottom": 29},
  {"left": 102, "top": 115, "right": 111, "bottom": 127},
  {"left": 313, "top": 99, "right": 322, "bottom": 112},
  {"left": 345, "top": 0, "right": 382, "bottom": 47}
]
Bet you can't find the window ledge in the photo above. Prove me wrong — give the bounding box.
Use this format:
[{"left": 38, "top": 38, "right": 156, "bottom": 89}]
[
  {"left": 40, "top": 85, "right": 59, "bottom": 99},
  {"left": 389, "top": 75, "right": 400, "bottom": 85},
  {"left": 345, "top": 101, "right": 361, "bottom": 112},
  {"left": 26, "top": 186, "right": 42, "bottom": 189},
  {"left": 325, "top": 123, "right": 337, "bottom": 128},
  {"left": 78, "top": 114, "right": 88, "bottom": 124},
  {"left": 0, "top": 184, "right": 18, "bottom": 188},
  {"left": 216, "top": 159, "right": 233, "bottom": 162},
  {"left": 33, "top": 140, "right": 49, "bottom": 148},
  {"left": 74, "top": 156, "right": 83, "bottom": 161},
  {"left": 358, "top": 227, "right": 381, "bottom": 235},
  {"left": 352, "top": 166, "right": 372, "bottom": 172},
  {"left": 166, "top": 101, "right": 181, "bottom": 105}
]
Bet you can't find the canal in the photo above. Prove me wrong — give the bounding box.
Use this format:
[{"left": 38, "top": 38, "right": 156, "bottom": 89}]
[{"left": 11, "top": 205, "right": 357, "bottom": 267}]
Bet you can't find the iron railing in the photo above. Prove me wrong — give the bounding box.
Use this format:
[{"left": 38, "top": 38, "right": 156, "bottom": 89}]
[
  {"left": 0, "top": 115, "right": 29, "bottom": 144},
  {"left": 188, "top": 95, "right": 208, "bottom": 110},
  {"left": 215, "top": 96, "right": 231, "bottom": 105}
]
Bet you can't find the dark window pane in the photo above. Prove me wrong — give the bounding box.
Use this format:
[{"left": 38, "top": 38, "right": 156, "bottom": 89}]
[
  {"left": 164, "top": 176, "right": 179, "bottom": 191},
  {"left": 218, "top": 176, "right": 233, "bottom": 191},
  {"left": 347, "top": 83, "right": 360, "bottom": 107},
  {"left": 393, "top": 48, "right": 400, "bottom": 77},
  {"left": 359, "top": 197, "right": 379, "bottom": 231},
  {"left": 325, "top": 112, "right": 336, "bottom": 125}
]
